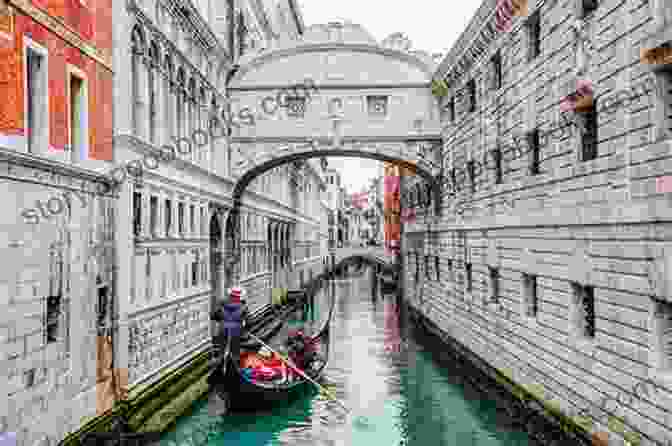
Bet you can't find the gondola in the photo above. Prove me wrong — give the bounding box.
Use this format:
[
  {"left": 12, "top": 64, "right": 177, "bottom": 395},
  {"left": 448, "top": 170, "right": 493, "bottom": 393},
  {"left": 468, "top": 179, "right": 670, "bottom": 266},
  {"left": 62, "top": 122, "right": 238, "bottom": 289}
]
[{"left": 214, "top": 288, "right": 335, "bottom": 411}]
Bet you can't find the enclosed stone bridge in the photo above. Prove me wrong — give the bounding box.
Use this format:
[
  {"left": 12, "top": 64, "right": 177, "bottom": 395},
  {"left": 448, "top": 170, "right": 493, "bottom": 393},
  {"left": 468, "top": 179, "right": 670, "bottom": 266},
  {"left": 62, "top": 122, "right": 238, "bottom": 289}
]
[{"left": 214, "top": 23, "right": 444, "bottom": 292}]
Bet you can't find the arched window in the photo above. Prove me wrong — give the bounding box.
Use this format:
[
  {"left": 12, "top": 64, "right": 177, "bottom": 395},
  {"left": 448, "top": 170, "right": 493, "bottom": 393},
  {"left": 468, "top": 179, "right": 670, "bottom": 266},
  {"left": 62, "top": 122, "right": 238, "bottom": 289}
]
[
  {"left": 198, "top": 87, "right": 207, "bottom": 163},
  {"left": 148, "top": 41, "right": 160, "bottom": 144},
  {"left": 131, "top": 26, "right": 146, "bottom": 137},
  {"left": 175, "top": 68, "right": 186, "bottom": 139},
  {"left": 187, "top": 77, "right": 197, "bottom": 147}
]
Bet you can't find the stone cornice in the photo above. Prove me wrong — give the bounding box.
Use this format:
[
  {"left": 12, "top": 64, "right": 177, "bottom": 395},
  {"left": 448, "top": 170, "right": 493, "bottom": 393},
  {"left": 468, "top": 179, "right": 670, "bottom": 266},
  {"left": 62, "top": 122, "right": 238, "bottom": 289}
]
[
  {"left": 230, "top": 135, "right": 442, "bottom": 144},
  {"left": 231, "top": 43, "right": 435, "bottom": 83},
  {"left": 229, "top": 82, "right": 430, "bottom": 92},
  {"left": 0, "top": 146, "right": 114, "bottom": 194},
  {"left": 118, "top": 134, "right": 322, "bottom": 227}
]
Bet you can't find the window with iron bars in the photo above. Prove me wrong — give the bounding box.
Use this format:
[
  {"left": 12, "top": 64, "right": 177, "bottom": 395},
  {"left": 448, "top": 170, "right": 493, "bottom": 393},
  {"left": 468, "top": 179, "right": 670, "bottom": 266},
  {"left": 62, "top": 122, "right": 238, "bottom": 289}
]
[
  {"left": 580, "top": 102, "right": 598, "bottom": 162},
  {"left": 526, "top": 11, "right": 541, "bottom": 62},
  {"left": 465, "top": 262, "right": 473, "bottom": 293},
  {"left": 653, "top": 298, "right": 672, "bottom": 371},
  {"left": 489, "top": 267, "right": 500, "bottom": 304},
  {"left": 491, "top": 52, "right": 502, "bottom": 90},
  {"left": 527, "top": 129, "right": 541, "bottom": 175},
  {"left": 571, "top": 283, "right": 595, "bottom": 339},
  {"left": 522, "top": 273, "right": 538, "bottom": 317},
  {"left": 467, "top": 80, "right": 477, "bottom": 112}
]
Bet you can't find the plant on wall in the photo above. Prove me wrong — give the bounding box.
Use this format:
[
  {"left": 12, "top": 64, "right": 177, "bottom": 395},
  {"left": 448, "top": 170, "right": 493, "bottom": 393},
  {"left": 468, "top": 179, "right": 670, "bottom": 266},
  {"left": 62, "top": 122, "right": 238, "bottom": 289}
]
[{"left": 431, "top": 78, "right": 449, "bottom": 98}]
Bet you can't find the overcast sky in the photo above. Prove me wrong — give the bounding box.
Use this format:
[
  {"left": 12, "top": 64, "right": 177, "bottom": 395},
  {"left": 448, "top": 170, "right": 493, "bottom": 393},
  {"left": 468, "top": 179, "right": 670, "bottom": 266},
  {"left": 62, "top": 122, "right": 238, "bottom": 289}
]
[{"left": 296, "top": 0, "right": 481, "bottom": 193}]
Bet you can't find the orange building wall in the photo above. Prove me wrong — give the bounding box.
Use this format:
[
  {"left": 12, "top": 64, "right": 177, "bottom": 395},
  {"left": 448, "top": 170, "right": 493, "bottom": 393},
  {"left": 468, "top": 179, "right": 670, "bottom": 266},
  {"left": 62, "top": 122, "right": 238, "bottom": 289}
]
[
  {"left": 0, "top": 0, "right": 113, "bottom": 160},
  {"left": 383, "top": 162, "right": 416, "bottom": 252}
]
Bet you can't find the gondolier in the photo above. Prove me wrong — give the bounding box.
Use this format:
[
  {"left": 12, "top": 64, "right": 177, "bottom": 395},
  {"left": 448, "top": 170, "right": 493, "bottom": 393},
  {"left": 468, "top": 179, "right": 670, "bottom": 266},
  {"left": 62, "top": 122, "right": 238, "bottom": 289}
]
[{"left": 211, "top": 286, "right": 249, "bottom": 360}]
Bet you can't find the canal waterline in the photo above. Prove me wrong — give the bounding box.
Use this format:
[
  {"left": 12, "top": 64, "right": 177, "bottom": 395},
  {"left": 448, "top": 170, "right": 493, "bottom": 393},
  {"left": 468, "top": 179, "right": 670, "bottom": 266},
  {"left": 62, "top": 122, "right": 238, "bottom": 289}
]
[{"left": 160, "top": 267, "right": 533, "bottom": 446}]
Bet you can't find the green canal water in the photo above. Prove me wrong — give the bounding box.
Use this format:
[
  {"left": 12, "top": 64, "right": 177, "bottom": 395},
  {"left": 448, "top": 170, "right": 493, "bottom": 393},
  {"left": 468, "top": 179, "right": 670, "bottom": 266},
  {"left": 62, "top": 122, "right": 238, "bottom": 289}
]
[{"left": 160, "top": 267, "right": 532, "bottom": 446}]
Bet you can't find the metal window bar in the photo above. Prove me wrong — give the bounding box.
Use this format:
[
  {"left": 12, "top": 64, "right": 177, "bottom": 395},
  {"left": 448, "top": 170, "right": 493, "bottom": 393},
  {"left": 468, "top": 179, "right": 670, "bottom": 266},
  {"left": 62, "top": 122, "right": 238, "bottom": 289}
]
[
  {"left": 528, "top": 130, "right": 540, "bottom": 175},
  {"left": 492, "top": 147, "right": 503, "bottom": 184},
  {"left": 465, "top": 263, "right": 473, "bottom": 292},
  {"left": 133, "top": 192, "right": 142, "bottom": 236},
  {"left": 582, "top": 286, "right": 595, "bottom": 338},
  {"left": 662, "top": 301, "right": 672, "bottom": 369},
  {"left": 524, "top": 274, "right": 538, "bottom": 317},
  {"left": 581, "top": 106, "right": 598, "bottom": 161},
  {"left": 527, "top": 12, "right": 541, "bottom": 62},
  {"left": 468, "top": 80, "right": 476, "bottom": 112},
  {"left": 489, "top": 267, "right": 499, "bottom": 303},
  {"left": 492, "top": 52, "right": 502, "bottom": 90}
]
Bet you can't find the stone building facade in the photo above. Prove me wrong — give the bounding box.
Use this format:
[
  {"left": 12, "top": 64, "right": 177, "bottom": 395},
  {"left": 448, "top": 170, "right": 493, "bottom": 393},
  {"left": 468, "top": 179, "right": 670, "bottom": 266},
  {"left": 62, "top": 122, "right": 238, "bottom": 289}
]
[
  {"left": 0, "top": 0, "right": 115, "bottom": 444},
  {"left": 113, "top": 0, "right": 320, "bottom": 427},
  {"left": 402, "top": 0, "right": 672, "bottom": 444}
]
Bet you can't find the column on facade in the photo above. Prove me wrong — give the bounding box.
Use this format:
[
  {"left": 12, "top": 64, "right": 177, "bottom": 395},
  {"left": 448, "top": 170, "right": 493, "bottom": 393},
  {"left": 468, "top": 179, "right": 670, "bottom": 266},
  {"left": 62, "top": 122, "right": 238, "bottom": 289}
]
[
  {"left": 157, "top": 190, "right": 164, "bottom": 239},
  {"left": 171, "top": 195, "right": 179, "bottom": 238},
  {"left": 140, "top": 188, "right": 150, "bottom": 238}
]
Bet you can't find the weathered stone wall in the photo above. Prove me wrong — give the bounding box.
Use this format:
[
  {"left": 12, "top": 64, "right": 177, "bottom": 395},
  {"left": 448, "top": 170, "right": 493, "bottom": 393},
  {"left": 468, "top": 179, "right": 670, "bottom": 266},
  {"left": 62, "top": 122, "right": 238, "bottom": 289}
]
[{"left": 404, "top": 0, "right": 672, "bottom": 445}]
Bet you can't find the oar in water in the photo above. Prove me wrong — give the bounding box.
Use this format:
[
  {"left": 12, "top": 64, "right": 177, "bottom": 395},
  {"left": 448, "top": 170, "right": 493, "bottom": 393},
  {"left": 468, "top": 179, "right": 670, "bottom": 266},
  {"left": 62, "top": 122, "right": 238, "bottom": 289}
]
[{"left": 247, "top": 332, "right": 367, "bottom": 425}]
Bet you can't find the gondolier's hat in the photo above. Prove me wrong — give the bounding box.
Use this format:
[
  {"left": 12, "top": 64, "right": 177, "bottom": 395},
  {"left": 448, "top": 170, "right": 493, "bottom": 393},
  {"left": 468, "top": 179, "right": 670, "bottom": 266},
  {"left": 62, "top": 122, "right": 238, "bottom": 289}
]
[{"left": 228, "top": 286, "right": 245, "bottom": 303}]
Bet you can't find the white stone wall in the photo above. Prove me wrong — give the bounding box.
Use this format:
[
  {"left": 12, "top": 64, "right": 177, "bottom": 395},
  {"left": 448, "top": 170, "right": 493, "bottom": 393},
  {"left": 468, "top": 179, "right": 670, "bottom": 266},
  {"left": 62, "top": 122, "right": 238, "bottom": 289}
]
[{"left": 405, "top": 0, "right": 672, "bottom": 445}]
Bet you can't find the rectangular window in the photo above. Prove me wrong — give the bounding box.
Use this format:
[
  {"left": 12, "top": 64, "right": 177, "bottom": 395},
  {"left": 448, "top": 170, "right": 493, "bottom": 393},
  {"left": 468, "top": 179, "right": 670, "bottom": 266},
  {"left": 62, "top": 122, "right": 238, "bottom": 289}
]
[
  {"left": 523, "top": 273, "right": 538, "bottom": 317},
  {"left": 580, "top": 106, "right": 598, "bottom": 161},
  {"left": 165, "top": 199, "right": 172, "bottom": 235},
  {"left": 68, "top": 73, "right": 86, "bottom": 161},
  {"left": 201, "top": 207, "right": 206, "bottom": 235},
  {"left": 425, "top": 255, "right": 431, "bottom": 279},
  {"left": 184, "top": 264, "right": 189, "bottom": 288},
  {"left": 492, "top": 52, "right": 502, "bottom": 90},
  {"left": 467, "top": 80, "right": 477, "bottom": 112},
  {"left": 25, "top": 45, "right": 47, "bottom": 154},
  {"left": 465, "top": 262, "right": 473, "bottom": 292},
  {"left": 192, "top": 252, "right": 199, "bottom": 286},
  {"left": 527, "top": 11, "right": 541, "bottom": 62},
  {"left": 190, "top": 204, "right": 195, "bottom": 234},
  {"left": 45, "top": 295, "right": 61, "bottom": 344},
  {"left": 653, "top": 299, "right": 672, "bottom": 371},
  {"left": 528, "top": 129, "right": 540, "bottom": 174},
  {"left": 286, "top": 97, "right": 306, "bottom": 118},
  {"left": 656, "top": 69, "right": 672, "bottom": 139},
  {"left": 367, "top": 95, "right": 388, "bottom": 117},
  {"left": 492, "top": 147, "right": 503, "bottom": 184},
  {"left": 467, "top": 160, "right": 476, "bottom": 192},
  {"left": 435, "top": 256, "right": 440, "bottom": 281},
  {"left": 150, "top": 196, "right": 158, "bottom": 236},
  {"left": 446, "top": 97, "right": 456, "bottom": 122},
  {"left": 133, "top": 192, "right": 142, "bottom": 236},
  {"left": 489, "top": 267, "right": 500, "bottom": 303},
  {"left": 178, "top": 202, "right": 185, "bottom": 235},
  {"left": 572, "top": 283, "right": 595, "bottom": 339},
  {"left": 582, "top": 0, "right": 598, "bottom": 17}
]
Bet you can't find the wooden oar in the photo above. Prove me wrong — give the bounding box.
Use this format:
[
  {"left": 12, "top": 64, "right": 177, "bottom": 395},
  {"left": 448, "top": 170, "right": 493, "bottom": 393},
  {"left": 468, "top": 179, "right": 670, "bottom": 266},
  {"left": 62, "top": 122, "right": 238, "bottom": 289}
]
[{"left": 246, "top": 332, "right": 350, "bottom": 414}]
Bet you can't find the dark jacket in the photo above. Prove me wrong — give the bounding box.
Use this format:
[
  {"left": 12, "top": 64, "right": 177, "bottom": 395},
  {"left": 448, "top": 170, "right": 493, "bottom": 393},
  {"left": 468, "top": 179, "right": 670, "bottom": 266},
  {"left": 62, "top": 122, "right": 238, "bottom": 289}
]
[{"left": 211, "top": 301, "right": 249, "bottom": 336}]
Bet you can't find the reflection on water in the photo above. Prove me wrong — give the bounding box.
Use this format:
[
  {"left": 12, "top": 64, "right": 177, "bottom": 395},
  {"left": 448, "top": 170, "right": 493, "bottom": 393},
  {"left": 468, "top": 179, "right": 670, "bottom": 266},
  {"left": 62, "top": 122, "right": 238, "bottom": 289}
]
[{"left": 160, "top": 267, "right": 532, "bottom": 446}]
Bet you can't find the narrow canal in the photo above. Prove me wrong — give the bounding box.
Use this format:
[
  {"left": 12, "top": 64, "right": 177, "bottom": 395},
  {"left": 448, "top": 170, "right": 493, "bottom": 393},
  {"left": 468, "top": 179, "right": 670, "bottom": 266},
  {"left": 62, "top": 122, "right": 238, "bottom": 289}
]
[{"left": 160, "top": 266, "right": 533, "bottom": 446}]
